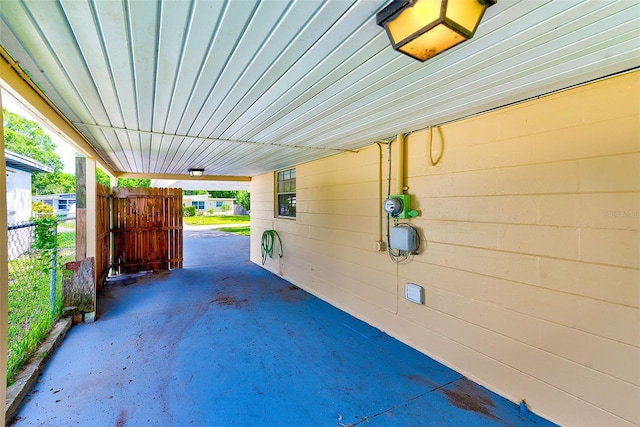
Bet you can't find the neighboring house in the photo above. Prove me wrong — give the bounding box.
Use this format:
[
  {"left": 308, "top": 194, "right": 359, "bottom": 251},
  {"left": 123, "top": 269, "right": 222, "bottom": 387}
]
[
  {"left": 33, "top": 193, "right": 77, "bottom": 218},
  {"left": 5, "top": 149, "right": 53, "bottom": 225},
  {"left": 182, "top": 195, "right": 236, "bottom": 215},
  {"left": 5, "top": 150, "right": 53, "bottom": 260}
]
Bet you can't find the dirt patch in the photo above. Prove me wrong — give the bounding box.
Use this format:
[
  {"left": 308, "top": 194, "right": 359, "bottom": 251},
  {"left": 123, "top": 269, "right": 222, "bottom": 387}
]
[
  {"left": 211, "top": 295, "right": 249, "bottom": 308},
  {"left": 405, "top": 374, "right": 438, "bottom": 389},
  {"left": 151, "top": 270, "right": 171, "bottom": 279},
  {"left": 7, "top": 416, "right": 22, "bottom": 426},
  {"left": 116, "top": 409, "right": 128, "bottom": 427},
  {"left": 275, "top": 285, "right": 300, "bottom": 292},
  {"left": 98, "top": 287, "right": 117, "bottom": 299},
  {"left": 275, "top": 285, "right": 310, "bottom": 303},
  {"left": 442, "top": 378, "right": 498, "bottom": 420}
]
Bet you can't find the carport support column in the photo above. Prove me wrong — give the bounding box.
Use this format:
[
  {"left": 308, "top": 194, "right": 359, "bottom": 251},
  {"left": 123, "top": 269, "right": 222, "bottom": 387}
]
[
  {"left": 71, "top": 157, "right": 97, "bottom": 323},
  {"left": 0, "top": 90, "right": 9, "bottom": 425}
]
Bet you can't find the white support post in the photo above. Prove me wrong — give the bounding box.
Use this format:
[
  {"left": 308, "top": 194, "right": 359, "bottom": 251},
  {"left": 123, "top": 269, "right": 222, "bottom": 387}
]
[{"left": 0, "top": 87, "right": 10, "bottom": 425}]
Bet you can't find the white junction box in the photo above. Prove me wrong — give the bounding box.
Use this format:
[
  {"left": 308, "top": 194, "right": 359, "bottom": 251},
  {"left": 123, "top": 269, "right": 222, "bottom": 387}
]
[{"left": 405, "top": 283, "right": 424, "bottom": 304}]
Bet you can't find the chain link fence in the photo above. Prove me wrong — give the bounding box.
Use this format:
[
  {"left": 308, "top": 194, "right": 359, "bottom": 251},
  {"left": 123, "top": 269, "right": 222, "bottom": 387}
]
[{"left": 6, "top": 217, "right": 76, "bottom": 384}]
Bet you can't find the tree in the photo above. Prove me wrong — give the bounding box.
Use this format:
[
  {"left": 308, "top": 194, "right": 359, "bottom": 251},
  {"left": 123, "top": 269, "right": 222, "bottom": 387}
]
[
  {"left": 96, "top": 170, "right": 151, "bottom": 189},
  {"left": 207, "top": 190, "right": 237, "bottom": 198},
  {"left": 3, "top": 108, "right": 74, "bottom": 195},
  {"left": 3, "top": 108, "right": 63, "bottom": 171},
  {"left": 96, "top": 168, "right": 111, "bottom": 187},
  {"left": 236, "top": 190, "right": 250, "bottom": 212},
  {"left": 32, "top": 171, "right": 76, "bottom": 195},
  {"left": 117, "top": 178, "right": 151, "bottom": 188}
]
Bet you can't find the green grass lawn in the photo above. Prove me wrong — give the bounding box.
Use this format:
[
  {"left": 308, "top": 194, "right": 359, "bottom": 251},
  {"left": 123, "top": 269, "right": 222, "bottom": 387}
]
[
  {"left": 57, "top": 231, "right": 76, "bottom": 248},
  {"left": 218, "top": 226, "right": 250, "bottom": 236},
  {"left": 6, "top": 250, "right": 69, "bottom": 385},
  {"left": 7, "top": 222, "right": 76, "bottom": 385},
  {"left": 183, "top": 215, "right": 250, "bottom": 226},
  {"left": 58, "top": 220, "right": 76, "bottom": 230}
]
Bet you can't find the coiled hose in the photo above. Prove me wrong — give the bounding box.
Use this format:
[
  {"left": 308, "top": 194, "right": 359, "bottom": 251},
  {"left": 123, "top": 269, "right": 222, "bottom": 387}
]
[{"left": 261, "top": 229, "right": 283, "bottom": 265}]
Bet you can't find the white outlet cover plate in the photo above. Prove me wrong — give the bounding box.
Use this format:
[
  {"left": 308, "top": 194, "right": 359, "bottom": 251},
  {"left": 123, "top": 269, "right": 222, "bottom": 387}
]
[{"left": 405, "top": 283, "right": 424, "bottom": 304}]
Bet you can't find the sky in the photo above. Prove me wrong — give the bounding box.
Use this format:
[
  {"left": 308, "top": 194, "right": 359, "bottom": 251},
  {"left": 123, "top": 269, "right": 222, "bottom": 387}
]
[{"left": 2, "top": 89, "right": 78, "bottom": 174}]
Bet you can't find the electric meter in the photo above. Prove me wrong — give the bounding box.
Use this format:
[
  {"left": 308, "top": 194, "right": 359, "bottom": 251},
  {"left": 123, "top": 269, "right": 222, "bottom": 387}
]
[
  {"left": 384, "top": 197, "right": 403, "bottom": 216},
  {"left": 384, "top": 194, "right": 411, "bottom": 218}
]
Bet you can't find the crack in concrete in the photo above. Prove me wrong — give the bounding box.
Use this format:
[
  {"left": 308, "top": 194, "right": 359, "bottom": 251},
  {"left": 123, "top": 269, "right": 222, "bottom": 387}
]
[{"left": 341, "top": 377, "right": 463, "bottom": 426}]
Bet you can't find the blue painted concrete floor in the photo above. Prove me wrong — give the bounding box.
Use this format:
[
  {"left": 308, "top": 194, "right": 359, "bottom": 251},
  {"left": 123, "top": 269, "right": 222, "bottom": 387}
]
[{"left": 14, "top": 232, "right": 557, "bottom": 426}]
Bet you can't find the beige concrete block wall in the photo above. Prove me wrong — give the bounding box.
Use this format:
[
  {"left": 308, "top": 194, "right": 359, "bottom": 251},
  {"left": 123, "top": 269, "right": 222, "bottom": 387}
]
[{"left": 250, "top": 71, "right": 640, "bottom": 426}]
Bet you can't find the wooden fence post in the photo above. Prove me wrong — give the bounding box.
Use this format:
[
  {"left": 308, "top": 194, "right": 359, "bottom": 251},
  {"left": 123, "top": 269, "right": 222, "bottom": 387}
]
[
  {"left": 66, "top": 157, "right": 95, "bottom": 323},
  {"left": 75, "top": 157, "right": 86, "bottom": 260}
]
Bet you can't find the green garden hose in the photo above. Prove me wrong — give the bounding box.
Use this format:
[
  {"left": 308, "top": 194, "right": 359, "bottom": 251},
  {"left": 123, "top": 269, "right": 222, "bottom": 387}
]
[{"left": 261, "top": 229, "right": 283, "bottom": 265}]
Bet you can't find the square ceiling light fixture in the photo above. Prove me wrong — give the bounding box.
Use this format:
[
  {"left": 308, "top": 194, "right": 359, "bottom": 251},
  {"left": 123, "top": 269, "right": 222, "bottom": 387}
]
[
  {"left": 188, "top": 167, "right": 204, "bottom": 177},
  {"left": 376, "top": 0, "right": 496, "bottom": 62}
]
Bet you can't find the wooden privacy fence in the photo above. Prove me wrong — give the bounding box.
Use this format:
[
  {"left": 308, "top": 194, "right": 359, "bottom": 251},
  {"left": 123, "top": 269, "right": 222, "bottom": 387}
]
[
  {"left": 111, "top": 187, "right": 183, "bottom": 274},
  {"left": 96, "top": 182, "right": 111, "bottom": 289}
]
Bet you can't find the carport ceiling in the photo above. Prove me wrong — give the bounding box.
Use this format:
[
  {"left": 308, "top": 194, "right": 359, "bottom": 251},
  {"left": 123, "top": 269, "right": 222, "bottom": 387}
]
[{"left": 1, "top": 0, "right": 638, "bottom": 178}]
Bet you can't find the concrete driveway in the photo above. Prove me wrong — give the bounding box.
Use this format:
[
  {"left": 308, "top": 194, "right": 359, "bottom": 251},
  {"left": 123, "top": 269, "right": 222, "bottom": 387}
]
[{"left": 12, "top": 231, "right": 557, "bottom": 426}]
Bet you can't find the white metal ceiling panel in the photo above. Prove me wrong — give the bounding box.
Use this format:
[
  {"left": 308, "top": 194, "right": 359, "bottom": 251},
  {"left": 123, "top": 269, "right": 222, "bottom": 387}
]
[
  {"left": 92, "top": 1, "right": 138, "bottom": 130},
  {"left": 225, "top": 4, "right": 389, "bottom": 141},
  {"left": 1, "top": 0, "right": 638, "bottom": 178},
  {"left": 262, "top": 1, "right": 640, "bottom": 149},
  {"left": 204, "top": 0, "right": 328, "bottom": 138},
  {"left": 185, "top": 0, "right": 293, "bottom": 133},
  {"left": 209, "top": 0, "right": 378, "bottom": 139},
  {"left": 200, "top": 1, "right": 357, "bottom": 139},
  {"left": 165, "top": 0, "right": 253, "bottom": 135}
]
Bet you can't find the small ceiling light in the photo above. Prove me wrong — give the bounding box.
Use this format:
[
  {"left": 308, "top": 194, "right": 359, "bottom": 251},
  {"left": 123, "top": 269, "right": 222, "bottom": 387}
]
[
  {"left": 188, "top": 168, "right": 204, "bottom": 177},
  {"left": 376, "top": 0, "right": 496, "bottom": 62}
]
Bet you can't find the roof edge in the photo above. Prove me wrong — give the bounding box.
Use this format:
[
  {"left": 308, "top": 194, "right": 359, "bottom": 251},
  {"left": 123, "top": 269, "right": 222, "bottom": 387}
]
[{"left": 5, "top": 149, "right": 54, "bottom": 173}]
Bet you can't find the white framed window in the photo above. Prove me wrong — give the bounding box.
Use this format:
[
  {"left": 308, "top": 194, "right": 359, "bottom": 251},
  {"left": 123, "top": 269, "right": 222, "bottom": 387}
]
[
  {"left": 276, "top": 168, "right": 296, "bottom": 218},
  {"left": 191, "top": 201, "right": 205, "bottom": 210}
]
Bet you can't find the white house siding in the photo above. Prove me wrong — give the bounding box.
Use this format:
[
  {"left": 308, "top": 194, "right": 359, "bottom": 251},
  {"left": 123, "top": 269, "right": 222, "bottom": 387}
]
[
  {"left": 6, "top": 167, "right": 32, "bottom": 225},
  {"left": 182, "top": 196, "right": 236, "bottom": 215},
  {"left": 33, "top": 194, "right": 76, "bottom": 217},
  {"left": 250, "top": 72, "right": 640, "bottom": 427}
]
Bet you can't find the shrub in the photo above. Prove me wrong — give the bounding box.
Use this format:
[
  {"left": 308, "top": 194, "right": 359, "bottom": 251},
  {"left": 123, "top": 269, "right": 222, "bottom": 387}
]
[
  {"left": 32, "top": 216, "right": 57, "bottom": 251},
  {"left": 183, "top": 205, "right": 196, "bottom": 217},
  {"left": 32, "top": 201, "right": 54, "bottom": 217}
]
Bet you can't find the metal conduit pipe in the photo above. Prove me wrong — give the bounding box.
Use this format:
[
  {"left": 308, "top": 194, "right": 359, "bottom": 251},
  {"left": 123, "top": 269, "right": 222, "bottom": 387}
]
[
  {"left": 376, "top": 142, "right": 386, "bottom": 244},
  {"left": 396, "top": 133, "right": 406, "bottom": 195}
]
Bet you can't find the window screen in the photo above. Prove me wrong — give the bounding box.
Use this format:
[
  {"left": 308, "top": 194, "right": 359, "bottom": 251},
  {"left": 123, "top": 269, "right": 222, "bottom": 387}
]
[{"left": 276, "top": 168, "right": 296, "bottom": 218}]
